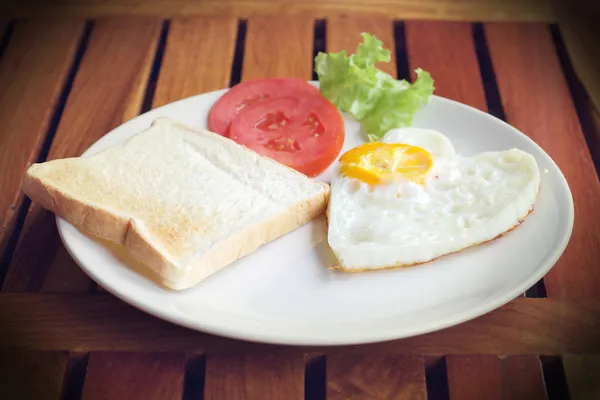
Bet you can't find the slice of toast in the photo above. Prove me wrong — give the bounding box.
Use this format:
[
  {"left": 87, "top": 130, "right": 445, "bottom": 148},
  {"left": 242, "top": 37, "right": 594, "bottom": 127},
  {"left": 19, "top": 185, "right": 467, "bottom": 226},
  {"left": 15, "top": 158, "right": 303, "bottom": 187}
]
[{"left": 22, "top": 117, "right": 330, "bottom": 290}]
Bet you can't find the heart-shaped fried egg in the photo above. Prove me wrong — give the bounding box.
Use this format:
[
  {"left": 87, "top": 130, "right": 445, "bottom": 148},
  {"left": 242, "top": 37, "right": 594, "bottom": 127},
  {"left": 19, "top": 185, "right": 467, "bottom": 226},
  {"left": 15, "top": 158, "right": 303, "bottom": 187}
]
[{"left": 327, "top": 128, "right": 540, "bottom": 271}]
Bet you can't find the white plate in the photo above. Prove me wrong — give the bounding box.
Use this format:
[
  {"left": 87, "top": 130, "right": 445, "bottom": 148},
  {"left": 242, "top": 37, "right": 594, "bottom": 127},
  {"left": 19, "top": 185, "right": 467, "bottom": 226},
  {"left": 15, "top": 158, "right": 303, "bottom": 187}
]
[{"left": 56, "top": 84, "right": 574, "bottom": 345}]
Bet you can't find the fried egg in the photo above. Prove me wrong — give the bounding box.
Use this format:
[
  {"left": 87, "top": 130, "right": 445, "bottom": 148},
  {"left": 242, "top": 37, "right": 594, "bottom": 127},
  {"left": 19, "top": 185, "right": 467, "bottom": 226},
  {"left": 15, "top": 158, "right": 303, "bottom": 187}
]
[{"left": 327, "top": 127, "right": 540, "bottom": 271}]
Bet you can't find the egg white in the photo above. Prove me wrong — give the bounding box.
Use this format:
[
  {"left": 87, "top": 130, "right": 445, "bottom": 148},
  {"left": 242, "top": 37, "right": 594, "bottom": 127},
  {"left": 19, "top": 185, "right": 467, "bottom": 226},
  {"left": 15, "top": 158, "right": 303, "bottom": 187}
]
[{"left": 327, "top": 128, "right": 540, "bottom": 271}]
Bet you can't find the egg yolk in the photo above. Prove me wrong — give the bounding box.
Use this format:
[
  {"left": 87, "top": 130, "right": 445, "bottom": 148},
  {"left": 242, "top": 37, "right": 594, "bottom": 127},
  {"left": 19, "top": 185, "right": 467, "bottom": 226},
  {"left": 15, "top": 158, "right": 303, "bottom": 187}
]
[{"left": 339, "top": 142, "right": 433, "bottom": 185}]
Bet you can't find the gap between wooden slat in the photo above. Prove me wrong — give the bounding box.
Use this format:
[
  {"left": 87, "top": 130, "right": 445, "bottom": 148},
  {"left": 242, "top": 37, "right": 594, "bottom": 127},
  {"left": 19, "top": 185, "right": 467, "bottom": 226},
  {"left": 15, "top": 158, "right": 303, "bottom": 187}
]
[
  {"left": 181, "top": 354, "right": 206, "bottom": 400},
  {"left": 425, "top": 355, "right": 450, "bottom": 400},
  {"left": 229, "top": 19, "right": 246, "bottom": 87},
  {"left": 393, "top": 21, "right": 410, "bottom": 81},
  {"left": 540, "top": 356, "right": 570, "bottom": 400},
  {"left": 484, "top": 22, "right": 600, "bottom": 298},
  {"left": 304, "top": 354, "right": 326, "bottom": 400},
  {"left": 471, "top": 23, "right": 506, "bottom": 119},
  {"left": 60, "top": 352, "right": 90, "bottom": 400},
  {"left": 0, "top": 350, "right": 69, "bottom": 400},
  {"left": 182, "top": 354, "right": 206, "bottom": 400},
  {"left": 1, "top": 17, "right": 163, "bottom": 294},
  {"left": 140, "top": 19, "right": 170, "bottom": 114},
  {"left": 0, "top": 20, "right": 87, "bottom": 291},
  {"left": 311, "top": 19, "right": 326, "bottom": 81},
  {"left": 0, "top": 20, "right": 14, "bottom": 61}
]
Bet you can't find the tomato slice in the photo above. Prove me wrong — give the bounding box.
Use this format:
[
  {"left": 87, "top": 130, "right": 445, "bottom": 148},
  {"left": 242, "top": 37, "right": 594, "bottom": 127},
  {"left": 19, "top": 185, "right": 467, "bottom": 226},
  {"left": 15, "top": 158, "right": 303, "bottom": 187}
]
[
  {"left": 208, "top": 78, "right": 321, "bottom": 136},
  {"left": 228, "top": 96, "right": 345, "bottom": 177}
]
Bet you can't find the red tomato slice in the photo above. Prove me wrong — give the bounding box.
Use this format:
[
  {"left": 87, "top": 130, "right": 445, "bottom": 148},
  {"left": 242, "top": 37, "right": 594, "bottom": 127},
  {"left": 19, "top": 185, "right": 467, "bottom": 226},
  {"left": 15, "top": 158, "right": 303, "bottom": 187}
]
[
  {"left": 208, "top": 78, "right": 321, "bottom": 136},
  {"left": 228, "top": 96, "right": 345, "bottom": 177}
]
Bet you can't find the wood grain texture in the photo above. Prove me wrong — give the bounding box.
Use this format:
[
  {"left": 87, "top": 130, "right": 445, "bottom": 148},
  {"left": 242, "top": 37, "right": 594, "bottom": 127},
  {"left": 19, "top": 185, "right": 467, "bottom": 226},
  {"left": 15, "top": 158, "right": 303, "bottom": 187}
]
[
  {"left": 326, "top": 15, "right": 396, "bottom": 77},
  {"left": 446, "top": 355, "right": 504, "bottom": 399},
  {"left": 152, "top": 17, "right": 238, "bottom": 108},
  {"left": 242, "top": 16, "right": 314, "bottom": 80},
  {"left": 562, "top": 355, "right": 600, "bottom": 400},
  {"left": 405, "top": 21, "right": 487, "bottom": 111},
  {"left": 485, "top": 23, "right": 600, "bottom": 298},
  {"left": 0, "top": 0, "right": 556, "bottom": 22},
  {"left": 505, "top": 356, "right": 547, "bottom": 400},
  {"left": 0, "top": 20, "right": 83, "bottom": 265},
  {"left": 0, "top": 350, "right": 68, "bottom": 400},
  {"left": 557, "top": 3, "right": 600, "bottom": 119},
  {"left": 558, "top": 6, "right": 600, "bottom": 172},
  {"left": 1, "top": 294, "right": 599, "bottom": 354},
  {"left": 2, "top": 18, "right": 162, "bottom": 293},
  {"left": 204, "top": 354, "right": 304, "bottom": 399},
  {"left": 81, "top": 352, "right": 186, "bottom": 400},
  {"left": 327, "top": 355, "right": 426, "bottom": 399}
]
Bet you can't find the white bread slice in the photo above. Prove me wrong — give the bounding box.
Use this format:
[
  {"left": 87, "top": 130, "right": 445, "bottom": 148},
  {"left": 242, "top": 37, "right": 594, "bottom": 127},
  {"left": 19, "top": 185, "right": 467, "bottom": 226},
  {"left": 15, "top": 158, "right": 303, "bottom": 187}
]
[{"left": 22, "top": 117, "right": 330, "bottom": 290}]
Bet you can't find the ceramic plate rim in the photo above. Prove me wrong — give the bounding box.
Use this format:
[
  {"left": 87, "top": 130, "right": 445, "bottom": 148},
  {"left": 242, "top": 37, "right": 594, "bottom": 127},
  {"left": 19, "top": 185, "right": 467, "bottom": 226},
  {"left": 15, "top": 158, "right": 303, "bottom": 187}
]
[{"left": 55, "top": 85, "right": 575, "bottom": 346}]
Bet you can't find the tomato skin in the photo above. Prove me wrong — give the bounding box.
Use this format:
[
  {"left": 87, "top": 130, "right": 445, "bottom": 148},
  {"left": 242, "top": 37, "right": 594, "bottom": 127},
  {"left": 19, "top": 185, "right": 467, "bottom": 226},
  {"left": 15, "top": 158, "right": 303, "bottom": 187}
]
[
  {"left": 228, "top": 96, "right": 345, "bottom": 177},
  {"left": 208, "top": 78, "right": 321, "bottom": 136}
]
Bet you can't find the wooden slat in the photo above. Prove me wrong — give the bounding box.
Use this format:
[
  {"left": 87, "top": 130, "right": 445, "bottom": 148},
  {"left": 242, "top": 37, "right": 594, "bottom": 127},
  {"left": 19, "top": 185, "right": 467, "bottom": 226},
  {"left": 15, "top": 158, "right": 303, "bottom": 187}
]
[
  {"left": 0, "top": 20, "right": 83, "bottom": 266},
  {"left": 558, "top": 6, "right": 600, "bottom": 171},
  {"left": 1, "top": 0, "right": 556, "bottom": 22},
  {"left": 204, "top": 354, "right": 304, "bottom": 399},
  {"left": 405, "top": 21, "right": 487, "bottom": 111},
  {"left": 1, "top": 294, "right": 599, "bottom": 354},
  {"left": 242, "top": 16, "right": 314, "bottom": 80},
  {"left": 327, "top": 355, "right": 426, "bottom": 399},
  {"left": 563, "top": 355, "right": 600, "bottom": 400},
  {"left": 0, "top": 350, "right": 68, "bottom": 400},
  {"left": 557, "top": 3, "right": 600, "bottom": 118},
  {"left": 326, "top": 15, "right": 396, "bottom": 78},
  {"left": 485, "top": 23, "right": 600, "bottom": 298},
  {"left": 81, "top": 352, "right": 186, "bottom": 400},
  {"left": 2, "top": 18, "right": 162, "bottom": 293},
  {"left": 446, "top": 355, "right": 504, "bottom": 399},
  {"left": 505, "top": 356, "right": 547, "bottom": 400},
  {"left": 152, "top": 16, "right": 237, "bottom": 108}
]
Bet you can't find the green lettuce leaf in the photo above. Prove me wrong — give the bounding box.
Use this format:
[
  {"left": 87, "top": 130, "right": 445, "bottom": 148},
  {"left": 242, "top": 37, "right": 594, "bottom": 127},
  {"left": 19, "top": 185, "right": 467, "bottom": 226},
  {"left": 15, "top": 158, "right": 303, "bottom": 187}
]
[
  {"left": 362, "top": 69, "right": 434, "bottom": 141},
  {"left": 314, "top": 33, "right": 435, "bottom": 141}
]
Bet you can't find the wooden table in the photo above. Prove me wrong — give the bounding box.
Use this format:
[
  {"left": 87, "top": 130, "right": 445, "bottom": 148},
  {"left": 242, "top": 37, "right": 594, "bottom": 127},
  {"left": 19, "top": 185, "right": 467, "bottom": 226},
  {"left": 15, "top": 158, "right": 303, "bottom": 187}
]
[{"left": 1, "top": 1, "right": 600, "bottom": 399}]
